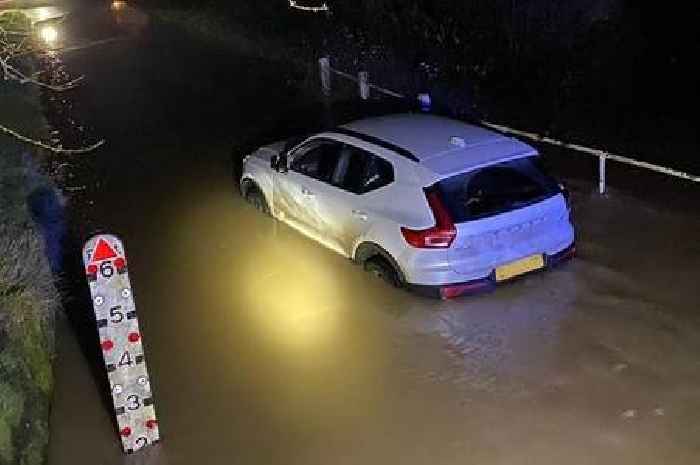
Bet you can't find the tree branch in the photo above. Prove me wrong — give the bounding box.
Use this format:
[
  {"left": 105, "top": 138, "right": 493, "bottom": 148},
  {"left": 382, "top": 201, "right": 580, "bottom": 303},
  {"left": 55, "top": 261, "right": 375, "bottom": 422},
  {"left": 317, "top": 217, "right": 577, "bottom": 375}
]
[
  {"left": 0, "top": 122, "right": 105, "bottom": 154},
  {"left": 1, "top": 18, "right": 104, "bottom": 153}
]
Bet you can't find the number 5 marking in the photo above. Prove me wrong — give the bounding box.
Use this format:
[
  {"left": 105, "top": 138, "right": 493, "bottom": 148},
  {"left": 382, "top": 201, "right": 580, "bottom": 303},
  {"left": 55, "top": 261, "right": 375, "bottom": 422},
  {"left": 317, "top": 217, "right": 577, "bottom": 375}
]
[{"left": 110, "top": 306, "right": 124, "bottom": 323}]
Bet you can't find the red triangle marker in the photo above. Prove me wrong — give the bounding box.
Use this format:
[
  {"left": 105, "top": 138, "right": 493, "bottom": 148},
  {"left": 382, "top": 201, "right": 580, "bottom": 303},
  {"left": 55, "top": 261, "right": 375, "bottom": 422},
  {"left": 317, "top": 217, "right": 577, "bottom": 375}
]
[{"left": 92, "top": 238, "right": 118, "bottom": 262}]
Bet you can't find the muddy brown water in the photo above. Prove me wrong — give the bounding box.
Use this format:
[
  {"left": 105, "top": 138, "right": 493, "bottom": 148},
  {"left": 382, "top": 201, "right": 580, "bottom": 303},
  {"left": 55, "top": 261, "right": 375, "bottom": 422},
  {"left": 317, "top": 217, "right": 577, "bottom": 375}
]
[{"left": 47, "top": 4, "right": 700, "bottom": 465}]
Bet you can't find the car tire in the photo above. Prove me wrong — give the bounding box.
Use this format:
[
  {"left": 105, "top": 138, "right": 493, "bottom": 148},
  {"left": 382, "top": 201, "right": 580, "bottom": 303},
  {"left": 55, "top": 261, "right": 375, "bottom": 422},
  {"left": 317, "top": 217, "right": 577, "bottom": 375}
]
[
  {"left": 364, "top": 256, "right": 402, "bottom": 288},
  {"left": 245, "top": 187, "right": 270, "bottom": 215}
]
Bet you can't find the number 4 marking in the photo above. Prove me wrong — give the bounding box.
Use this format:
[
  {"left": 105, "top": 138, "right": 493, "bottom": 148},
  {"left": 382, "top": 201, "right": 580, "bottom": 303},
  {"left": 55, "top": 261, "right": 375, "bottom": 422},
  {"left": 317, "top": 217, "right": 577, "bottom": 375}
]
[{"left": 119, "top": 351, "right": 133, "bottom": 367}]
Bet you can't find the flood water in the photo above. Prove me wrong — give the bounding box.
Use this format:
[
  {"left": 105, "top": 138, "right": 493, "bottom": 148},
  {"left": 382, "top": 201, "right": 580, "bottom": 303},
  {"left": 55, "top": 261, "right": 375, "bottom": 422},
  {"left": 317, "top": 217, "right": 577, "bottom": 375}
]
[{"left": 47, "top": 3, "right": 700, "bottom": 465}]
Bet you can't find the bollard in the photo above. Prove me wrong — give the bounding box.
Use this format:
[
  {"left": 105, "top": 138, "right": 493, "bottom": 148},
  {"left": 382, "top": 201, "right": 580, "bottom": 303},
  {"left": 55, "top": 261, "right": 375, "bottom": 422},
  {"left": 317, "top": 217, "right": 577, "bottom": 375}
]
[
  {"left": 599, "top": 153, "right": 607, "bottom": 194},
  {"left": 319, "top": 57, "right": 331, "bottom": 97},
  {"left": 358, "top": 71, "right": 370, "bottom": 100}
]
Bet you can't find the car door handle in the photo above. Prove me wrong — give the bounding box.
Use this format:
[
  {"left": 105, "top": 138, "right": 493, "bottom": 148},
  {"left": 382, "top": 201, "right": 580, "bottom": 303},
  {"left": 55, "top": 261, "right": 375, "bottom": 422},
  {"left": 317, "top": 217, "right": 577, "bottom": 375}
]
[
  {"left": 301, "top": 187, "right": 314, "bottom": 197},
  {"left": 352, "top": 210, "right": 368, "bottom": 221}
]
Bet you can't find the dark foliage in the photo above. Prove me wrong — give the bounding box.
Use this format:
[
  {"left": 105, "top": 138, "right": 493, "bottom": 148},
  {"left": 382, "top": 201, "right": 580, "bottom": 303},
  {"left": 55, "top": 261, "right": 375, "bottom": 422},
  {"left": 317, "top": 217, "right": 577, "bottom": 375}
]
[{"left": 142, "top": 0, "right": 698, "bottom": 169}]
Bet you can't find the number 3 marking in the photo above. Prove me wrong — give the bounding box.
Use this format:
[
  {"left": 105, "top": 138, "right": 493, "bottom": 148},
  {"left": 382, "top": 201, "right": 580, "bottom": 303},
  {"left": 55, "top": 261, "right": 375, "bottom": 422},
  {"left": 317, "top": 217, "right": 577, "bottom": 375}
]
[{"left": 126, "top": 394, "right": 141, "bottom": 410}]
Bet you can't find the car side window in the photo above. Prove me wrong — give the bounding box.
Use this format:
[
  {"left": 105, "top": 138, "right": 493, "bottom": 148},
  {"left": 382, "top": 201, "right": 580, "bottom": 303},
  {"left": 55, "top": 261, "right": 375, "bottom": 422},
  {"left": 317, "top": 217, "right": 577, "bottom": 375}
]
[
  {"left": 289, "top": 140, "right": 343, "bottom": 183},
  {"left": 360, "top": 150, "right": 394, "bottom": 193},
  {"left": 330, "top": 145, "right": 394, "bottom": 194}
]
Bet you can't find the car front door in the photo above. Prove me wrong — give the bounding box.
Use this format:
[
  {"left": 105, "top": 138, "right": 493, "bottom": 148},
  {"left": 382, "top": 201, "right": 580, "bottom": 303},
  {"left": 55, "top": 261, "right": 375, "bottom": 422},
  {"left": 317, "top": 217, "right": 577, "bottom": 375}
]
[{"left": 273, "top": 139, "right": 343, "bottom": 250}]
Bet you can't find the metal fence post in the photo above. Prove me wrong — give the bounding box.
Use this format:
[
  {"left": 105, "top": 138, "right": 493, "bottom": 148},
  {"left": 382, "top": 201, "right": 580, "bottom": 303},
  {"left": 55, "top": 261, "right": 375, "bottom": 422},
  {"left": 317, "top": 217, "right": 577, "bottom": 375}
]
[
  {"left": 319, "top": 57, "right": 331, "bottom": 97},
  {"left": 358, "top": 71, "right": 370, "bottom": 100},
  {"left": 599, "top": 153, "right": 607, "bottom": 194}
]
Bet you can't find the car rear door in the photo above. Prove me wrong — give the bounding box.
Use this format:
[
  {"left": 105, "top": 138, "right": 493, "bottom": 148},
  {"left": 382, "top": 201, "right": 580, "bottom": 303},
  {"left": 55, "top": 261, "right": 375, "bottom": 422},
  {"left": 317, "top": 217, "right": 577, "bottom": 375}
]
[{"left": 314, "top": 143, "right": 396, "bottom": 256}]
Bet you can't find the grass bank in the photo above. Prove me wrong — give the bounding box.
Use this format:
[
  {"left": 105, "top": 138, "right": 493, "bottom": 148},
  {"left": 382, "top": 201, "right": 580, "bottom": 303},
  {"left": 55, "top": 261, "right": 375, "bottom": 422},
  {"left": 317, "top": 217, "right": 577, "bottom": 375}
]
[
  {"left": 1, "top": 12, "right": 60, "bottom": 465},
  {"left": 0, "top": 113, "right": 58, "bottom": 465}
]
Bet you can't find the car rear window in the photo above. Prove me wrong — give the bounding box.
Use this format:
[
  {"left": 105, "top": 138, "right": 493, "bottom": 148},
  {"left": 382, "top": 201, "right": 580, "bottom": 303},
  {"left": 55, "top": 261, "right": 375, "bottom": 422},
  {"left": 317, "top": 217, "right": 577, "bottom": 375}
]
[{"left": 436, "top": 156, "right": 561, "bottom": 222}]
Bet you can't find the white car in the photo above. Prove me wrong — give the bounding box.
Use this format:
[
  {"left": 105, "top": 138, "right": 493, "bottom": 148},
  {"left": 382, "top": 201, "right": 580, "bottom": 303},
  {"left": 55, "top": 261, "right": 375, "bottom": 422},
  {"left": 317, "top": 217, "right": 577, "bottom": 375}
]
[{"left": 240, "top": 114, "right": 575, "bottom": 298}]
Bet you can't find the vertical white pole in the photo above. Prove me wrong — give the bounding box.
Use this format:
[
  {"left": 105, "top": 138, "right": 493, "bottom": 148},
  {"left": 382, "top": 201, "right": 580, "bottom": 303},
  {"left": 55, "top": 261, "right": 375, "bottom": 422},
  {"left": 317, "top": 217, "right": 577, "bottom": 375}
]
[
  {"left": 358, "top": 71, "right": 370, "bottom": 100},
  {"left": 599, "top": 153, "right": 606, "bottom": 195},
  {"left": 319, "top": 57, "right": 331, "bottom": 97}
]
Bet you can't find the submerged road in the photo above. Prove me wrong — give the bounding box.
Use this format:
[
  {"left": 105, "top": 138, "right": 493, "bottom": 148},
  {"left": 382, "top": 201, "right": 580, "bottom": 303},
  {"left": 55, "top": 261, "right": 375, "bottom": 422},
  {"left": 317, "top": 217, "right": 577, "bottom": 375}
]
[{"left": 47, "top": 3, "right": 700, "bottom": 465}]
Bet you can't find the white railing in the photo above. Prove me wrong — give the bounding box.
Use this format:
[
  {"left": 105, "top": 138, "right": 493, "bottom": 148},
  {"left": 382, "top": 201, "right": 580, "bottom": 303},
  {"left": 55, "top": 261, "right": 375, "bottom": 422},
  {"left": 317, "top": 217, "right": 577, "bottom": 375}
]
[
  {"left": 479, "top": 122, "right": 700, "bottom": 194},
  {"left": 318, "top": 57, "right": 700, "bottom": 194}
]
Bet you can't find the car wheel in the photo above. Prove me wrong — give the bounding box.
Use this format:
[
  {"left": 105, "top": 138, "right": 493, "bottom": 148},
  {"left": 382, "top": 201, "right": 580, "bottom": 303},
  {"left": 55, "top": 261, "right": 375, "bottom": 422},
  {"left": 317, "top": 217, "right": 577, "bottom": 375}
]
[
  {"left": 245, "top": 187, "right": 270, "bottom": 215},
  {"left": 364, "top": 256, "right": 401, "bottom": 288}
]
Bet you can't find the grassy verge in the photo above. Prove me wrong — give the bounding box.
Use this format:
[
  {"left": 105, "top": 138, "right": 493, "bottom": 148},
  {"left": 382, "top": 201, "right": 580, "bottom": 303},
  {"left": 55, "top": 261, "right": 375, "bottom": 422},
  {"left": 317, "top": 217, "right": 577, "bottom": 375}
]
[
  {"left": 1, "top": 12, "right": 59, "bottom": 465},
  {"left": 0, "top": 150, "right": 58, "bottom": 465},
  {"left": 0, "top": 140, "right": 58, "bottom": 465}
]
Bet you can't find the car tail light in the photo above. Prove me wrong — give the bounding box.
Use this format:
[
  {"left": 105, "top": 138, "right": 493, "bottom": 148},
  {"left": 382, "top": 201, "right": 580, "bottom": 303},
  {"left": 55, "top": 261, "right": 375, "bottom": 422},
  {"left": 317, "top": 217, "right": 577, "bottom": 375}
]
[{"left": 401, "top": 188, "right": 456, "bottom": 248}]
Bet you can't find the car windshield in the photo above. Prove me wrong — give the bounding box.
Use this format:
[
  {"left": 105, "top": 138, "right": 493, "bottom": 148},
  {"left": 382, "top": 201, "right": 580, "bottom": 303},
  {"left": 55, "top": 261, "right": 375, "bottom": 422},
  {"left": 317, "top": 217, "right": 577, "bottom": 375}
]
[{"left": 436, "top": 156, "right": 561, "bottom": 222}]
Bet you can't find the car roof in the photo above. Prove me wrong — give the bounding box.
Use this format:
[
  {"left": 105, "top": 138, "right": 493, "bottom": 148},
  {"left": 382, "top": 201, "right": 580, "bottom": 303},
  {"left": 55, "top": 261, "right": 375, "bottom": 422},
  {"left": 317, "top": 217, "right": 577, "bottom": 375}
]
[{"left": 339, "top": 114, "right": 537, "bottom": 177}]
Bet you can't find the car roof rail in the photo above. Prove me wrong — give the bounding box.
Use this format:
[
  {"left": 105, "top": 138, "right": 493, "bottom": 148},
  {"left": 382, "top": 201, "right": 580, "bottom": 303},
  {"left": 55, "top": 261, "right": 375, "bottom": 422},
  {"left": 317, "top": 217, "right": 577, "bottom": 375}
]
[{"left": 330, "top": 127, "right": 420, "bottom": 163}]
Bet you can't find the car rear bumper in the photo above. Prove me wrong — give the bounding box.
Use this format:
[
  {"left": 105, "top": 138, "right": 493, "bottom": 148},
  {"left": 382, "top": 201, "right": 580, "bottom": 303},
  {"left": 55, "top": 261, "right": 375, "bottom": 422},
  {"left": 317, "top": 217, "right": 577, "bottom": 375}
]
[{"left": 409, "top": 242, "right": 576, "bottom": 299}]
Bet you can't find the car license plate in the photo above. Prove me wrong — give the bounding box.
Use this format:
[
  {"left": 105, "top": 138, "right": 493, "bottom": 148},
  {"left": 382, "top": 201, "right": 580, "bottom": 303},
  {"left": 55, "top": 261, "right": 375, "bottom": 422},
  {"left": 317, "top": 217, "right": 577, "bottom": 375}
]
[{"left": 495, "top": 254, "right": 544, "bottom": 282}]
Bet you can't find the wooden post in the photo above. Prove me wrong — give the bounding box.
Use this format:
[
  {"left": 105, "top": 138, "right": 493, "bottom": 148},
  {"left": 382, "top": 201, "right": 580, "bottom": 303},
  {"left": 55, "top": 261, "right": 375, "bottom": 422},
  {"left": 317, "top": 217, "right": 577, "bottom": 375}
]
[
  {"left": 358, "top": 71, "right": 370, "bottom": 100},
  {"left": 319, "top": 57, "right": 331, "bottom": 97}
]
